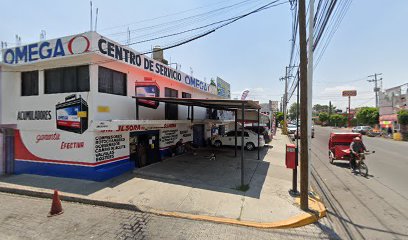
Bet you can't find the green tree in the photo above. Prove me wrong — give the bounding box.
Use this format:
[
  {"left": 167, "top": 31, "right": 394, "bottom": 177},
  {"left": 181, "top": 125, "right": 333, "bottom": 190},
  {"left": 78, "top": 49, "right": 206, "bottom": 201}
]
[
  {"left": 313, "top": 104, "right": 328, "bottom": 113},
  {"left": 356, "top": 107, "right": 379, "bottom": 126},
  {"left": 330, "top": 114, "right": 347, "bottom": 127},
  {"left": 398, "top": 110, "right": 408, "bottom": 141},
  {"left": 398, "top": 109, "right": 408, "bottom": 125},
  {"left": 313, "top": 104, "right": 336, "bottom": 114},
  {"left": 289, "top": 103, "right": 298, "bottom": 120},
  {"left": 275, "top": 112, "right": 284, "bottom": 124},
  {"left": 318, "top": 112, "right": 329, "bottom": 123}
]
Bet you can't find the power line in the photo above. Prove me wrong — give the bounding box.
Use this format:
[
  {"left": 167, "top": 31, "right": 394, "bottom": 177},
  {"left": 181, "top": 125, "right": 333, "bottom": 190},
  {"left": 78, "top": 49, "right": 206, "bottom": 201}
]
[
  {"left": 105, "top": 0, "right": 267, "bottom": 37},
  {"left": 285, "top": 0, "right": 352, "bottom": 104},
  {"left": 122, "top": 1, "right": 276, "bottom": 46},
  {"left": 313, "top": 0, "right": 352, "bottom": 68},
  {"left": 1, "top": 0, "right": 286, "bottom": 73},
  {"left": 99, "top": 0, "right": 237, "bottom": 32}
]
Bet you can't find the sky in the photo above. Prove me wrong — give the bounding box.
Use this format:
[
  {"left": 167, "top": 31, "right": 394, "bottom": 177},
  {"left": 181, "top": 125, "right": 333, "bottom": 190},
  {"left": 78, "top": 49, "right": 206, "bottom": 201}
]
[{"left": 1, "top": 0, "right": 407, "bottom": 111}]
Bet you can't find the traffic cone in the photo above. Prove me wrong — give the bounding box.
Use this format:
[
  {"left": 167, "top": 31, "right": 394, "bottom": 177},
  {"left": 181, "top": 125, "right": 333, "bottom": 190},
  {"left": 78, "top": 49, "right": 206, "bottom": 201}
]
[{"left": 48, "top": 190, "right": 64, "bottom": 217}]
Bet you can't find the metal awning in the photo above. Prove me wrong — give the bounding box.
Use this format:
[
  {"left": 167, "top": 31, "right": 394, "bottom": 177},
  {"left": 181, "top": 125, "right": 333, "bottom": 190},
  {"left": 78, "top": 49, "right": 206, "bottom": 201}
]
[
  {"left": 132, "top": 96, "right": 262, "bottom": 188},
  {"left": 132, "top": 96, "right": 261, "bottom": 110}
]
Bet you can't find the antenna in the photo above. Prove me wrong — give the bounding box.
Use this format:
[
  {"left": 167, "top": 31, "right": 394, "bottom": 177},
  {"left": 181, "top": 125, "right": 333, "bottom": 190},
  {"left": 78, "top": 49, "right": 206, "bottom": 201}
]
[
  {"left": 94, "top": 8, "right": 99, "bottom": 32},
  {"left": 127, "top": 27, "right": 130, "bottom": 45},
  {"left": 40, "top": 30, "right": 46, "bottom": 41},
  {"left": 90, "top": 1, "right": 93, "bottom": 31},
  {"left": 190, "top": 67, "right": 193, "bottom": 77},
  {"left": 16, "top": 35, "right": 21, "bottom": 46}
]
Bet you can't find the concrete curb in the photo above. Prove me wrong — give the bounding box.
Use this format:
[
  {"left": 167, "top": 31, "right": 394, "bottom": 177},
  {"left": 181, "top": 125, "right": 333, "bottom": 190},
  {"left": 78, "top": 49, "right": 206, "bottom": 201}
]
[
  {"left": 0, "top": 184, "right": 326, "bottom": 229},
  {"left": 148, "top": 196, "right": 325, "bottom": 229}
]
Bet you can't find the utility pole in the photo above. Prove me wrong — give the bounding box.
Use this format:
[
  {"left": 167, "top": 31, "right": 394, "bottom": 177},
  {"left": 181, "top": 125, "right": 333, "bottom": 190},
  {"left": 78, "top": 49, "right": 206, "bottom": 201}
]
[
  {"left": 298, "top": 0, "right": 309, "bottom": 211},
  {"left": 280, "top": 97, "right": 283, "bottom": 112},
  {"left": 307, "top": 0, "right": 314, "bottom": 190},
  {"left": 368, "top": 73, "right": 383, "bottom": 108},
  {"left": 329, "top": 101, "right": 332, "bottom": 125},
  {"left": 280, "top": 67, "right": 289, "bottom": 124}
]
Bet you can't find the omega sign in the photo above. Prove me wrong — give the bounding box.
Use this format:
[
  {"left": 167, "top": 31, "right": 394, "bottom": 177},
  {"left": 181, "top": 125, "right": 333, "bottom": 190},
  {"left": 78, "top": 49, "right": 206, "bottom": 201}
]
[{"left": 2, "top": 34, "right": 90, "bottom": 64}]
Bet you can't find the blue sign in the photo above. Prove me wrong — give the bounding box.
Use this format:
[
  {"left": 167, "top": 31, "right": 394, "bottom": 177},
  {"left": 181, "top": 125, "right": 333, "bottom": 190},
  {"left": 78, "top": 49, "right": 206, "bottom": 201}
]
[{"left": 3, "top": 39, "right": 65, "bottom": 64}]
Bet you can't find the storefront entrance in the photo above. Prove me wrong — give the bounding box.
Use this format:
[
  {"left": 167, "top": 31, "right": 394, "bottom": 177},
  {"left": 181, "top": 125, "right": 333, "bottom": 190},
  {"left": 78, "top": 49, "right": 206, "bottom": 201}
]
[
  {"left": 129, "top": 130, "right": 160, "bottom": 168},
  {"left": 0, "top": 128, "right": 14, "bottom": 176},
  {"left": 192, "top": 124, "right": 205, "bottom": 147}
]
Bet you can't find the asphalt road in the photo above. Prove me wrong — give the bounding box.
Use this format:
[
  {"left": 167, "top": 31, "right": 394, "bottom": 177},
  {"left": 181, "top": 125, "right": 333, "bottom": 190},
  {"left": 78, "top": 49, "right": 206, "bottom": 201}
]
[{"left": 311, "top": 125, "right": 408, "bottom": 240}]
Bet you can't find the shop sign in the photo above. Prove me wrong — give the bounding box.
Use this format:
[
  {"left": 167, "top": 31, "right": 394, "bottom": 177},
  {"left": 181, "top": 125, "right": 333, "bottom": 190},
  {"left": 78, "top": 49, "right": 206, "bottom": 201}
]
[
  {"left": 2, "top": 34, "right": 90, "bottom": 64},
  {"left": 98, "top": 38, "right": 209, "bottom": 92},
  {"left": 342, "top": 90, "right": 357, "bottom": 97},
  {"left": 95, "top": 134, "right": 126, "bottom": 162},
  {"left": 216, "top": 77, "right": 231, "bottom": 99},
  {"left": 17, "top": 110, "right": 52, "bottom": 120}
]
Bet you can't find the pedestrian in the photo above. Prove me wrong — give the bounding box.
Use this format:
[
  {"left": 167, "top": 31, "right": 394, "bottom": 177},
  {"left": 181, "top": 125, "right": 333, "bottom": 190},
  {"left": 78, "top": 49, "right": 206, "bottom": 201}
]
[{"left": 387, "top": 126, "right": 393, "bottom": 137}]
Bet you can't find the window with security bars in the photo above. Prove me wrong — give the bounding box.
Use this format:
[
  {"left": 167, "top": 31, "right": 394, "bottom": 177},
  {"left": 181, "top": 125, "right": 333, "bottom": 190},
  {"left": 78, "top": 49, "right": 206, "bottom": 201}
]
[
  {"left": 98, "top": 66, "right": 127, "bottom": 96},
  {"left": 21, "top": 71, "right": 39, "bottom": 96},
  {"left": 165, "top": 87, "right": 178, "bottom": 120},
  {"left": 44, "top": 65, "right": 89, "bottom": 94},
  {"left": 182, "top": 92, "right": 191, "bottom": 98}
]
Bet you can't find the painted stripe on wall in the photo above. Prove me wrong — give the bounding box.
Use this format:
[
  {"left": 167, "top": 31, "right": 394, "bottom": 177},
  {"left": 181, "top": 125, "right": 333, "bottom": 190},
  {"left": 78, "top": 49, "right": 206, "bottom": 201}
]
[{"left": 14, "top": 158, "right": 133, "bottom": 181}]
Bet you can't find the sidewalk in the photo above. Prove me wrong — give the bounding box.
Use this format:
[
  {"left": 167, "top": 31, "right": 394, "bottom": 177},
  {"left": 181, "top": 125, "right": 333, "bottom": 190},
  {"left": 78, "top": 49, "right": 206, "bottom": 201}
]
[{"left": 0, "top": 129, "right": 325, "bottom": 228}]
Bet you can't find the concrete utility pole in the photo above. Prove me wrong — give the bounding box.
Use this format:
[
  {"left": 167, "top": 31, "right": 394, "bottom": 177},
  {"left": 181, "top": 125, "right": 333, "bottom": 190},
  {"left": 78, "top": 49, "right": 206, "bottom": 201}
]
[
  {"left": 307, "top": 0, "right": 314, "bottom": 190},
  {"left": 280, "top": 67, "right": 289, "bottom": 124},
  {"left": 298, "top": 0, "right": 309, "bottom": 210},
  {"left": 368, "top": 73, "right": 383, "bottom": 108}
]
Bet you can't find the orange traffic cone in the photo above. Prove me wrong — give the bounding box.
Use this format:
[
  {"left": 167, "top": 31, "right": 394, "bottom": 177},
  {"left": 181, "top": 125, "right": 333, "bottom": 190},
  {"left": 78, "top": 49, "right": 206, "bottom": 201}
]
[{"left": 48, "top": 190, "right": 64, "bottom": 217}]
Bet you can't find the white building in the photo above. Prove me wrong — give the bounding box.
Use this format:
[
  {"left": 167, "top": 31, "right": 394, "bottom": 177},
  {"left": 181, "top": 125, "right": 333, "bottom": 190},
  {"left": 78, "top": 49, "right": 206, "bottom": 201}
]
[{"left": 0, "top": 31, "right": 232, "bottom": 181}]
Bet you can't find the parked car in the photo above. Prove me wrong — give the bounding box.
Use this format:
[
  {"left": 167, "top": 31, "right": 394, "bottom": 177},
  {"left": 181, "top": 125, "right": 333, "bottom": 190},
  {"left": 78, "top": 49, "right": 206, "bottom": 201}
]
[
  {"left": 212, "top": 129, "right": 265, "bottom": 151},
  {"left": 293, "top": 125, "right": 315, "bottom": 139},
  {"left": 287, "top": 124, "right": 297, "bottom": 134},
  {"left": 245, "top": 126, "right": 272, "bottom": 143},
  {"left": 352, "top": 126, "right": 372, "bottom": 135}
]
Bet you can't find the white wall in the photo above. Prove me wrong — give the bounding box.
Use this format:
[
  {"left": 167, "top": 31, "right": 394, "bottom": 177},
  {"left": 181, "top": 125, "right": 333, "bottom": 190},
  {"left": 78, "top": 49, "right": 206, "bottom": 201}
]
[
  {"left": 0, "top": 71, "right": 20, "bottom": 125},
  {"left": 93, "top": 60, "right": 220, "bottom": 121},
  {"left": 0, "top": 54, "right": 226, "bottom": 128}
]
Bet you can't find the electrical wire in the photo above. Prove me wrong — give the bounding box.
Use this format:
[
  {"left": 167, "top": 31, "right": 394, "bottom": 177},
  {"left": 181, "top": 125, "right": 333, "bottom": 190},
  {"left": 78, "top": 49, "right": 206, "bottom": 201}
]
[{"left": 1, "top": 0, "right": 287, "bottom": 73}]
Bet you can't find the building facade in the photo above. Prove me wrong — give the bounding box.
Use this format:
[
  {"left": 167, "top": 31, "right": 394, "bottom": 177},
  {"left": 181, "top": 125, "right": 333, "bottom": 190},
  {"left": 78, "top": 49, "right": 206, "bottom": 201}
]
[
  {"left": 379, "top": 84, "right": 408, "bottom": 131},
  {"left": 0, "top": 31, "right": 231, "bottom": 181}
]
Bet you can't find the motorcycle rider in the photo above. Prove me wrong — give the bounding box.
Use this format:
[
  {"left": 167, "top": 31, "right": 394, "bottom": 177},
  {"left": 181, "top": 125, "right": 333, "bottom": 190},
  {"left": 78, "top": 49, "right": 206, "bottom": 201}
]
[{"left": 349, "top": 137, "right": 367, "bottom": 172}]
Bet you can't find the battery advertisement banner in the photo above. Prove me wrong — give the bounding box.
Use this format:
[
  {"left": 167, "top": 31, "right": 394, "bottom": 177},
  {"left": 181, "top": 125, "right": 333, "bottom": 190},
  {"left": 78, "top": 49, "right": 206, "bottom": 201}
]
[
  {"left": 56, "top": 94, "right": 88, "bottom": 134},
  {"left": 135, "top": 81, "right": 160, "bottom": 109}
]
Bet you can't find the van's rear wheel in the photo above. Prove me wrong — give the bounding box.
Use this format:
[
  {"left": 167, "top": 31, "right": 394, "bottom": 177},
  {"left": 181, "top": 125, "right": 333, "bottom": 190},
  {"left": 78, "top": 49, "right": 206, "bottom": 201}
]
[{"left": 246, "top": 142, "right": 255, "bottom": 151}]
